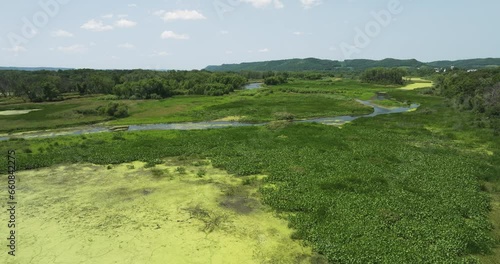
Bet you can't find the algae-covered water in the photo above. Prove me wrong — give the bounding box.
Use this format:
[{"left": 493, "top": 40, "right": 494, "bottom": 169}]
[{"left": 1, "top": 160, "right": 315, "bottom": 264}]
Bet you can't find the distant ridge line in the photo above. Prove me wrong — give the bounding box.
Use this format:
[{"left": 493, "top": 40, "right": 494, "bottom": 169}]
[{"left": 205, "top": 57, "right": 500, "bottom": 72}]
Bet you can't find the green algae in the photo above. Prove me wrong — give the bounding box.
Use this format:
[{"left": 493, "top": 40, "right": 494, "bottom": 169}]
[{"left": 0, "top": 160, "right": 314, "bottom": 264}]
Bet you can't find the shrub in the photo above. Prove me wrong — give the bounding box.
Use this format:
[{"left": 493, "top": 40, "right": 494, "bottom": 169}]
[
  {"left": 193, "top": 160, "right": 210, "bottom": 167},
  {"left": 98, "top": 102, "right": 129, "bottom": 118},
  {"left": 74, "top": 108, "right": 99, "bottom": 116},
  {"left": 144, "top": 159, "right": 162, "bottom": 168},
  {"left": 97, "top": 95, "right": 119, "bottom": 101},
  {"left": 149, "top": 93, "right": 163, "bottom": 100},
  {"left": 197, "top": 168, "right": 207, "bottom": 178},
  {"left": 151, "top": 168, "right": 165, "bottom": 178},
  {"left": 273, "top": 112, "right": 295, "bottom": 121},
  {"left": 175, "top": 167, "right": 186, "bottom": 174},
  {"left": 242, "top": 176, "right": 258, "bottom": 186}
]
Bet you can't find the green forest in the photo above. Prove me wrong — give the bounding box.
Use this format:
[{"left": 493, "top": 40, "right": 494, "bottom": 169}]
[{"left": 0, "top": 69, "right": 247, "bottom": 102}]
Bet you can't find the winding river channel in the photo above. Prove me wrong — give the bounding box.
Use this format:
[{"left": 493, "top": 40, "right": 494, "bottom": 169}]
[{"left": 0, "top": 84, "right": 419, "bottom": 141}]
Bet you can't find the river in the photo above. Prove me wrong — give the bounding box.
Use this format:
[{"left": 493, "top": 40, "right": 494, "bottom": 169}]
[{"left": 0, "top": 84, "right": 419, "bottom": 141}]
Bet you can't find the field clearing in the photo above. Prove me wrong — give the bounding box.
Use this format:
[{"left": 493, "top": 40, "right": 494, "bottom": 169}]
[{"left": 399, "top": 78, "right": 434, "bottom": 90}]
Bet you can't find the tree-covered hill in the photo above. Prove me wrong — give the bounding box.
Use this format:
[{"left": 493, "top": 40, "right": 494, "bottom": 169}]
[
  {"left": 205, "top": 57, "right": 500, "bottom": 72},
  {"left": 206, "top": 58, "right": 342, "bottom": 72}
]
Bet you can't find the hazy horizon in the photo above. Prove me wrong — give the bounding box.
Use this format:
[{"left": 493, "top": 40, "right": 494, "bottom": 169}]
[{"left": 1, "top": 0, "right": 499, "bottom": 70}]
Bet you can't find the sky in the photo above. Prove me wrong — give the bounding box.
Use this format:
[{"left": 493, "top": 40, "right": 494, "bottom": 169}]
[{"left": 0, "top": 0, "right": 499, "bottom": 70}]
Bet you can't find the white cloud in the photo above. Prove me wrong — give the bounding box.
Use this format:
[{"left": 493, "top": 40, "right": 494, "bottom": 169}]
[
  {"left": 128, "top": 4, "right": 137, "bottom": 7},
  {"left": 153, "top": 10, "right": 165, "bottom": 16},
  {"left": 258, "top": 48, "right": 270, "bottom": 53},
  {"left": 242, "top": 0, "right": 284, "bottom": 9},
  {"left": 118, "top": 43, "right": 135, "bottom": 49},
  {"left": 117, "top": 14, "right": 129, "bottom": 18},
  {"left": 274, "top": 0, "right": 284, "bottom": 8},
  {"left": 161, "top": 31, "right": 189, "bottom": 40},
  {"left": 57, "top": 44, "right": 87, "bottom": 53},
  {"left": 220, "top": 30, "right": 229, "bottom": 35},
  {"left": 225, "top": 50, "right": 233, "bottom": 54},
  {"left": 160, "top": 10, "right": 206, "bottom": 21},
  {"left": 115, "top": 19, "right": 137, "bottom": 28},
  {"left": 81, "top": 19, "right": 113, "bottom": 32},
  {"left": 3, "top": 45, "right": 27, "bottom": 53},
  {"left": 293, "top": 31, "right": 304, "bottom": 35},
  {"left": 102, "top": 14, "right": 114, "bottom": 19},
  {"left": 150, "top": 51, "right": 170, "bottom": 57},
  {"left": 51, "top": 30, "right": 74, "bottom": 37},
  {"left": 300, "top": 0, "right": 323, "bottom": 9}
]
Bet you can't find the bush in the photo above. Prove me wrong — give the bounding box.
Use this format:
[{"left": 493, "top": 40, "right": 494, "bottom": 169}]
[
  {"left": 273, "top": 112, "right": 295, "bottom": 121},
  {"left": 98, "top": 102, "right": 129, "bottom": 118},
  {"left": 264, "top": 76, "right": 287, "bottom": 86},
  {"left": 149, "top": 93, "right": 163, "bottom": 100},
  {"left": 144, "top": 159, "right": 163, "bottom": 168},
  {"left": 151, "top": 168, "right": 165, "bottom": 178},
  {"left": 193, "top": 160, "right": 210, "bottom": 167},
  {"left": 242, "top": 176, "right": 258, "bottom": 186},
  {"left": 74, "top": 108, "right": 99, "bottom": 116},
  {"left": 175, "top": 167, "right": 186, "bottom": 174},
  {"left": 197, "top": 168, "right": 207, "bottom": 178},
  {"left": 97, "top": 95, "right": 119, "bottom": 101}
]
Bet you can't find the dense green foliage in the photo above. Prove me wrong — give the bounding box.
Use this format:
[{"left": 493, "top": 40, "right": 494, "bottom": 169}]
[
  {"left": 98, "top": 102, "right": 129, "bottom": 118},
  {"left": 360, "top": 68, "right": 407, "bottom": 85},
  {"left": 0, "top": 70, "right": 247, "bottom": 102},
  {"left": 264, "top": 74, "right": 288, "bottom": 85},
  {"left": 434, "top": 68, "right": 500, "bottom": 134},
  {"left": 205, "top": 58, "right": 500, "bottom": 72}
]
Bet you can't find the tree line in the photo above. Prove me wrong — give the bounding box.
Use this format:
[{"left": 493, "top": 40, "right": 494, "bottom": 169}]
[
  {"left": 434, "top": 68, "right": 500, "bottom": 134},
  {"left": 0, "top": 70, "right": 247, "bottom": 102},
  {"left": 435, "top": 68, "right": 500, "bottom": 118},
  {"left": 360, "top": 68, "right": 407, "bottom": 85}
]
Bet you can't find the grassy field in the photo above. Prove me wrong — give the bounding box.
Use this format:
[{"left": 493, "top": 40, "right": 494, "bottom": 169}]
[
  {"left": 0, "top": 97, "right": 112, "bottom": 133},
  {"left": 399, "top": 78, "right": 434, "bottom": 91},
  {"left": 106, "top": 93, "right": 373, "bottom": 125},
  {"left": 1, "top": 79, "right": 499, "bottom": 262}
]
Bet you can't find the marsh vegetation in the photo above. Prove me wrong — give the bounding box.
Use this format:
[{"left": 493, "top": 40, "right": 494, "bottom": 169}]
[{"left": 0, "top": 70, "right": 499, "bottom": 263}]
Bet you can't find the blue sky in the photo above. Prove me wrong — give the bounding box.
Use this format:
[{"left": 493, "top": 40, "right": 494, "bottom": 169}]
[{"left": 0, "top": 0, "right": 499, "bottom": 70}]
